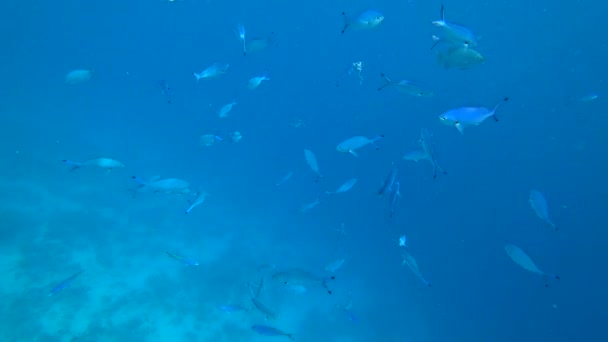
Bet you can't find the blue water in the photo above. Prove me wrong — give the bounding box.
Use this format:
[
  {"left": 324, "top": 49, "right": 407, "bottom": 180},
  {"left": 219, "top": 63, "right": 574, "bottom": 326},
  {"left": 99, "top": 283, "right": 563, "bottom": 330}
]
[{"left": 1, "top": 0, "right": 607, "bottom": 341}]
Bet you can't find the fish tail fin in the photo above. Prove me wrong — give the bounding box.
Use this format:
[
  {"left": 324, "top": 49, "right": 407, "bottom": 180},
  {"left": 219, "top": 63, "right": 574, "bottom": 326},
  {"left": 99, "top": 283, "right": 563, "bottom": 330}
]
[
  {"left": 61, "top": 160, "right": 82, "bottom": 172},
  {"left": 378, "top": 73, "right": 392, "bottom": 91},
  {"left": 322, "top": 276, "right": 336, "bottom": 294},
  {"left": 193, "top": 72, "right": 201, "bottom": 83},
  {"left": 341, "top": 12, "right": 350, "bottom": 34},
  {"left": 491, "top": 97, "right": 509, "bottom": 121}
]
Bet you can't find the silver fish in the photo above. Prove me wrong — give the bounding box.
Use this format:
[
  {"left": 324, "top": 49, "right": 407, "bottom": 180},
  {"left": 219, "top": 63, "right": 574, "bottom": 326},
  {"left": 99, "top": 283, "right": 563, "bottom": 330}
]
[
  {"left": 337, "top": 135, "right": 384, "bottom": 157},
  {"left": 325, "top": 178, "right": 358, "bottom": 195},
  {"left": 403, "top": 149, "right": 428, "bottom": 163},
  {"left": 218, "top": 99, "right": 237, "bottom": 118},
  {"left": 132, "top": 176, "right": 192, "bottom": 195},
  {"left": 185, "top": 192, "right": 207, "bottom": 214},
  {"left": 299, "top": 197, "right": 321, "bottom": 213},
  {"left": 272, "top": 268, "right": 335, "bottom": 294},
  {"left": 505, "top": 244, "right": 560, "bottom": 286},
  {"left": 62, "top": 158, "right": 125, "bottom": 173},
  {"left": 439, "top": 97, "right": 509, "bottom": 134},
  {"left": 436, "top": 44, "right": 484, "bottom": 69},
  {"left": 275, "top": 171, "right": 294, "bottom": 187},
  {"left": 341, "top": 10, "right": 385, "bottom": 34},
  {"left": 304, "top": 149, "right": 323, "bottom": 181},
  {"left": 247, "top": 282, "right": 278, "bottom": 320},
  {"left": 193, "top": 62, "right": 229, "bottom": 82},
  {"left": 431, "top": 5, "right": 477, "bottom": 48},
  {"left": 65, "top": 69, "right": 94, "bottom": 84},
  {"left": 401, "top": 250, "right": 431, "bottom": 287},
  {"left": 388, "top": 181, "right": 401, "bottom": 218},
  {"left": 378, "top": 73, "right": 434, "bottom": 97},
  {"left": 419, "top": 128, "right": 447, "bottom": 179},
  {"left": 325, "top": 258, "right": 346, "bottom": 273},
  {"left": 248, "top": 74, "right": 270, "bottom": 89},
  {"left": 251, "top": 325, "right": 294, "bottom": 340},
  {"left": 166, "top": 251, "right": 199, "bottom": 266},
  {"left": 378, "top": 163, "right": 398, "bottom": 196},
  {"left": 529, "top": 190, "right": 557, "bottom": 230}
]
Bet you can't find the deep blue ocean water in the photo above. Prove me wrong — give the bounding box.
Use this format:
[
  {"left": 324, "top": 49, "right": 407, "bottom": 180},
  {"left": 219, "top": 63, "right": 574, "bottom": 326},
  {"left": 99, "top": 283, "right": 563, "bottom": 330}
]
[{"left": 1, "top": 0, "right": 607, "bottom": 341}]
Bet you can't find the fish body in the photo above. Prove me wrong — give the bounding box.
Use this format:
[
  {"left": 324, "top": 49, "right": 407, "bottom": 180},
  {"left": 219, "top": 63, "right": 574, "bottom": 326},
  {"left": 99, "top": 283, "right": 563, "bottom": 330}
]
[
  {"left": 218, "top": 99, "right": 237, "bottom": 118},
  {"left": 505, "top": 244, "right": 559, "bottom": 285},
  {"left": 403, "top": 149, "right": 428, "bottom": 162},
  {"left": 248, "top": 74, "right": 270, "bottom": 89},
  {"left": 378, "top": 163, "right": 398, "bottom": 196},
  {"left": 436, "top": 44, "right": 484, "bottom": 69},
  {"left": 388, "top": 182, "right": 401, "bottom": 218},
  {"left": 439, "top": 98, "right": 509, "bottom": 134},
  {"left": 65, "top": 69, "right": 94, "bottom": 84},
  {"left": 304, "top": 149, "right": 323, "bottom": 181},
  {"left": 200, "top": 134, "right": 223, "bottom": 146},
  {"left": 378, "top": 73, "right": 434, "bottom": 97},
  {"left": 431, "top": 5, "right": 477, "bottom": 47},
  {"left": 337, "top": 135, "right": 384, "bottom": 156},
  {"left": 62, "top": 158, "right": 125, "bottom": 172},
  {"left": 401, "top": 251, "right": 431, "bottom": 287},
  {"left": 48, "top": 269, "right": 84, "bottom": 296},
  {"left": 193, "top": 62, "right": 229, "bottom": 82},
  {"left": 251, "top": 325, "right": 294, "bottom": 340},
  {"left": 326, "top": 178, "right": 357, "bottom": 195},
  {"left": 529, "top": 190, "right": 556, "bottom": 230},
  {"left": 166, "top": 251, "right": 199, "bottom": 266},
  {"left": 272, "top": 268, "right": 335, "bottom": 294},
  {"left": 185, "top": 192, "right": 207, "bottom": 214},
  {"left": 419, "top": 128, "right": 447, "bottom": 178},
  {"left": 132, "top": 177, "right": 192, "bottom": 195},
  {"left": 247, "top": 282, "right": 278, "bottom": 319},
  {"left": 325, "top": 258, "right": 346, "bottom": 273},
  {"left": 299, "top": 197, "right": 321, "bottom": 213},
  {"left": 342, "top": 10, "right": 384, "bottom": 34},
  {"left": 275, "top": 171, "right": 294, "bottom": 187}
]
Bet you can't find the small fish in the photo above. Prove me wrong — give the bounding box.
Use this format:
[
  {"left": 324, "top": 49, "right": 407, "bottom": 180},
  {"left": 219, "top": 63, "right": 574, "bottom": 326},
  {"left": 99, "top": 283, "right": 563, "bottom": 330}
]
[
  {"left": 193, "top": 62, "right": 229, "bottom": 82},
  {"left": 341, "top": 10, "right": 385, "bottom": 34},
  {"left": 336, "top": 291, "right": 359, "bottom": 323},
  {"left": 200, "top": 133, "right": 224, "bottom": 146},
  {"left": 439, "top": 97, "right": 509, "bottom": 134},
  {"left": 388, "top": 181, "right": 401, "bottom": 218},
  {"left": 436, "top": 43, "right": 485, "bottom": 69},
  {"left": 565, "top": 93, "right": 599, "bottom": 106},
  {"left": 166, "top": 251, "right": 199, "bottom": 266},
  {"left": 325, "top": 258, "right": 346, "bottom": 273},
  {"left": 325, "top": 178, "right": 358, "bottom": 195},
  {"left": 160, "top": 80, "right": 172, "bottom": 104},
  {"left": 529, "top": 190, "right": 557, "bottom": 230},
  {"left": 230, "top": 131, "right": 242, "bottom": 143},
  {"left": 378, "top": 163, "right": 398, "bottom": 196},
  {"left": 378, "top": 73, "right": 434, "bottom": 97},
  {"left": 275, "top": 171, "right": 294, "bottom": 187},
  {"left": 299, "top": 197, "right": 321, "bottom": 213},
  {"left": 236, "top": 23, "right": 247, "bottom": 55},
  {"left": 246, "top": 32, "right": 276, "bottom": 53},
  {"left": 248, "top": 282, "right": 278, "bottom": 320},
  {"left": 48, "top": 269, "right": 84, "bottom": 297},
  {"left": 401, "top": 250, "right": 431, "bottom": 287},
  {"left": 251, "top": 325, "right": 294, "bottom": 340},
  {"left": 337, "top": 135, "right": 384, "bottom": 157},
  {"left": 185, "top": 192, "right": 207, "bottom": 214},
  {"left": 304, "top": 149, "right": 324, "bottom": 181},
  {"left": 505, "top": 244, "right": 560, "bottom": 287},
  {"left": 62, "top": 158, "right": 125, "bottom": 173},
  {"left": 248, "top": 74, "right": 270, "bottom": 89},
  {"left": 431, "top": 5, "right": 477, "bottom": 48},
  {"left": 65, "top": 69, "right": 94, "bottom": 84},
  {"left": 419, "top": 128, "right": 447, "bottom": 179},
  {"left": 132, "top": 177, "right": 193, "bottom": 195},
  {"left": 218, "top": 99, "right": 237, "bottom": 118},
  {"left": 272, "top": 268, "right": 335, "bottom": 294},
  {"left": 403, "top": 149, "right": 428, "bottom": 163}
]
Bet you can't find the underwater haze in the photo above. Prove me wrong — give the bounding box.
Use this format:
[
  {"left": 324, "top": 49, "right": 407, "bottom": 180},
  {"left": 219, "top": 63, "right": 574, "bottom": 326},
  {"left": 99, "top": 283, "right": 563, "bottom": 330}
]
[{"left": 1, "top": 0, "right": 607, "bottom": 341}]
